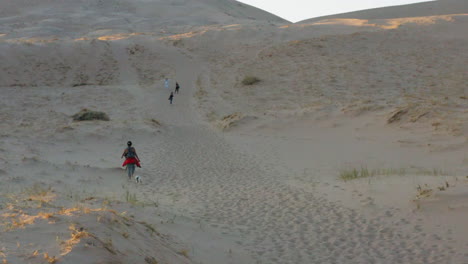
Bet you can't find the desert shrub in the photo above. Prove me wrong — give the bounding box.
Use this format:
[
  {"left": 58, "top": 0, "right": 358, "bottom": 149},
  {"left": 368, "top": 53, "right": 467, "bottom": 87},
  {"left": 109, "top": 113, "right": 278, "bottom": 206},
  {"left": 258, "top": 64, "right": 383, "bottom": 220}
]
[
  {"left": 144, "top": 256, "right": 159, "bottom": 264},
  {"left": 241, "top": 76, "right": 260, "bottom": 85},
  {"left": 72, "top": 108, "right": 109, "bottom": 121},
  {"left": 172, "top": 39, "right": 183, "bottom": 47},
  {"left": 72, "top": 83, "right": 93, "bottom": 87}
]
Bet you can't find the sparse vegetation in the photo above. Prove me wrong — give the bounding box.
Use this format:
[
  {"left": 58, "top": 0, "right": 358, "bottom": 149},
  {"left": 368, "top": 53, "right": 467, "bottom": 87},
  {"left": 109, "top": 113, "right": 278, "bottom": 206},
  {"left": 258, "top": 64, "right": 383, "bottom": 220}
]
[
  {"left": 387, "top": 109, "right": 408, "bottom": 123},
  {"left": 125, "top": 190, "right": 138, "bottom": 205},
  {"left": 72, "top": 108, "right": 109, "bottom": 121},
  {"left": 339, "top": 167, "right": 370, "bottom": 181},
  {"left": 416, "top": 181, "right": 451, "bottom": 201},
  {"left": 195, "top": 76, "right": 207, "bottom": 98},
  {"left": 172, "top": 39, "right": 183, "bottom": 47},
  {"left": 139, "top": 221, "right": 159, "bottom": 236},
  {"left": 126, "top": 44, "right": 144, "bottom": 55},
  {"left": 60, "top": 224, "right": 90, "bottom": 255},
  {"left": 417, "top": 168, "right": 449, "bottom": 176},
  {"left": 23, "top": 184, "right": 56, "bottom": 205},
  {"left": 241, "top": 75, "right": 260, "bottom": 85},
  {"left": 339, "top": 166, "right": 450, "bottom": 181},
  {"left": 150, "top": 118, "right": 161, "bottom": 126},
  {"left": 72, "top": 83, "right": 93, "bottom": 87},
  {"left": 102, "top": 238, "right": 116, "bottom": 255},
  {"left": 43, "top": 252, "right": 57, "bottom": 263},
  {"left": 0, "top": 189, "right": 173, "bottom": 262},
  {"left": 416, "top": 185, "right": 433, "bottom": 199},
  {"left": 145, "top": 256, "right": 159, "bottom": 264},
  {"left": 179, "top": 249, "right": 189, "bottom": 258}
]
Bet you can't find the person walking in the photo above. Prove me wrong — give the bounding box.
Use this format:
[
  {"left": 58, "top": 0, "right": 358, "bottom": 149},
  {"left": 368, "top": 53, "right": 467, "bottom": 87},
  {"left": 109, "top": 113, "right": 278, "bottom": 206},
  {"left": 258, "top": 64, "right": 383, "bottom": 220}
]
[
  {"left": 168, "top": 92, "right": 174, "bottom": 104},
  {"left": 175, "top": 82, "right": 180, "bottom": 94},
  {"left": 121, "top": 141, "right": 141, "bottom": 179}
]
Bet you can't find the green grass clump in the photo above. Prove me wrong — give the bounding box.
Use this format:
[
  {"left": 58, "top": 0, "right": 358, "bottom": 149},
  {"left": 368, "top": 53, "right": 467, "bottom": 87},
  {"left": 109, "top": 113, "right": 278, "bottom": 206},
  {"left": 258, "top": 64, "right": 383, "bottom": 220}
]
[
  {"left": 241, "top": 76, "right": 260, "bottom": 85},
  {"left": 340, "top": 166, "right": 450, "bottom": 181},
  {"left": 340, "top": 167, "right": 370, "bottom": 181},
  {"left": 416, "top": 168, "right": 449, "bottom": 176},
  {"left": 72, "top": 108, "right": 109, "bottom": 121},
  {"left": 125, "top": 190, "right": 138, "bottom": 205},
  {"left": 371, "top": 168, "right": 407, "bottom": 176}
]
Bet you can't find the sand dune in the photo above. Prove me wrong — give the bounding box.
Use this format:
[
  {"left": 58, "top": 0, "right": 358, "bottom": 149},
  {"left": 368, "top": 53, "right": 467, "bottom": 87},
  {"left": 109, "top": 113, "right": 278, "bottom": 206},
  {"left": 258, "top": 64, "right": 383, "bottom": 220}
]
[
  {"left": 0, "top": 0, "right": 287, "bottom": 39},
  {"left": 299, "top": 0, "right": 468, "bottom": 22},
  {"left": 1, "top": 0, "right": 467, "bottom": 263}
]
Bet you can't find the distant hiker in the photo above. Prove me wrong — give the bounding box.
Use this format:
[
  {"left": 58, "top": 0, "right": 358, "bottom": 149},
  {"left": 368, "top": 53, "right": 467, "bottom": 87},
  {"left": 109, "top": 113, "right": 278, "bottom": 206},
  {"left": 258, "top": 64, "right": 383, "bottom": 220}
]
[
  {"left": 121, "top": 141, "right": 141, "bottom": 179},
  {"left": 168, "top": 92, "right": 174, "bottom": 104},
  {"left": 175, "top": 82, "right": 180, "bottom": 94},
  {"left": 164, "top": 78, "right": 169, "bottom": 89}
]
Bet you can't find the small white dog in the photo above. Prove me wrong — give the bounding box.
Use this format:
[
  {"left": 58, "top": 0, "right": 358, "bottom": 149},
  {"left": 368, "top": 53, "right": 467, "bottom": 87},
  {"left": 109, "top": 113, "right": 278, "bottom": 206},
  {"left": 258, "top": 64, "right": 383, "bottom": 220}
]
[{"left": 135, "top": 175, "right": 142, "bottom": 183}]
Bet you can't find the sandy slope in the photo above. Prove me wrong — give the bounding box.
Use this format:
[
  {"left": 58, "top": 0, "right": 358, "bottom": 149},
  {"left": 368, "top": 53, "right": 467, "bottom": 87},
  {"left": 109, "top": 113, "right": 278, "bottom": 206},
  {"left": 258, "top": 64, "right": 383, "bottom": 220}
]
[
  {"left": 1, "top": 0, "right": 468, "bottom": 263},
  {"left": 299, "top": 0, "right": 468, "bottom": 22},
  {"left": 0, "top": 0, "right": 287, "bottom": 39}
]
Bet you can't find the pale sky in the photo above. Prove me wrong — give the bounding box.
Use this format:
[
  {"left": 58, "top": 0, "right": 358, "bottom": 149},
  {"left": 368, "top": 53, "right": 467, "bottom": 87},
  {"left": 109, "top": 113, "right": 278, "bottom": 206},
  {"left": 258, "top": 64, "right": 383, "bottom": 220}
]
[{"left": 236, "top": 0, "right": 434, "bottom": 22}]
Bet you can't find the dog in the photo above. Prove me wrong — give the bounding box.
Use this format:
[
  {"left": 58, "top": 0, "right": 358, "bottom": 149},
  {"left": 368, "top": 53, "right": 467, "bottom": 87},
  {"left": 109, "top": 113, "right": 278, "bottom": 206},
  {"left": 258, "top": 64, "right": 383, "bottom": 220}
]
[{"left": 135, "top": 175, "right": 142, "bottom": 183}]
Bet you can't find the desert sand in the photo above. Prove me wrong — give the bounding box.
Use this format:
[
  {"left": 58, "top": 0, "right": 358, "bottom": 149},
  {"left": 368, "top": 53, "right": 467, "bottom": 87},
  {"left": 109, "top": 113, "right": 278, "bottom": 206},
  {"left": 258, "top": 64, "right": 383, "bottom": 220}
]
[{"left": 0, "top": 0, "right": 467, "bottom": 263}]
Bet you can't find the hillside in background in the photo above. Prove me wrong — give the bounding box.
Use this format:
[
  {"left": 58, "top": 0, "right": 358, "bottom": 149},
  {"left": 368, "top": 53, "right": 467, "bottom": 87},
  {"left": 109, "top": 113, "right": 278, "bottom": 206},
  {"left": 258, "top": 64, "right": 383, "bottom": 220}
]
[
  {"left": 299, "top": 0, "right": 468, "bottom": 23},
  {"left": 0, "top": 0, "right": 288, "bottom": 39},
  {"left": 0, "top": 0, "right": 467, "bottom": 263}
]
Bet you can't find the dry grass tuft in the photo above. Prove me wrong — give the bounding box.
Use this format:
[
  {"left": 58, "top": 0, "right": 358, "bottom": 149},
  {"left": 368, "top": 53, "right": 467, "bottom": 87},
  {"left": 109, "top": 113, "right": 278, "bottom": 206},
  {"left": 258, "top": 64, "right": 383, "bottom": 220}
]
[
  {"left": 138, "top": 221, "right": 159, "bottom": 236},
  {"left": 57, "top": 207, "right": 80, "bottom": 216},
  {"left": 216, "top": 112, "right": 244, "bottom": 131},
  {"left": 72, "top": 108, "right": 109, "bottom": 121},
  {"left": 387, "top": 109, "right": 408, "bottom": 123},
  {"left": 416, "top": 185, "right": 433, "bottom": 199},
  {"left": 4, "top": 211, "right": 56, "bottom": 230},
  {"left": 241, "top": 75, "right": 260, "bottom": 85},
  {"left": 60, "top": 224, "right": 90, "bottom": 255},
  {"left": 150, "top": 118, "right": 161, "bottom": 126},
  {"left": 43, "top": 252, "right": 57, "bottom": 263},
  {"left": 145, "top": 256, "right": 159, "bottom": 264},
  {"left": 339, "top": 167, "right": 371, "bottom": 181},
  {"left": 101, "top": 238, "right": 116, "bottom": 255},
  {"left": 124, "top": 190, "right": 140, "bottom": 206},
  {"left": 179, "top": 249, "right": 189, "bottom": 258},
  {"left": 25, "top": 184, "right": 56, "bottom": 203}
]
